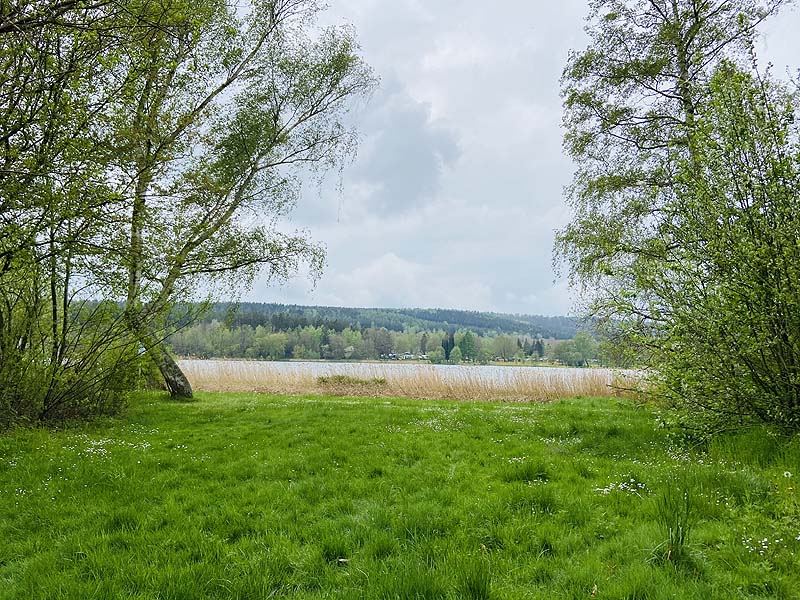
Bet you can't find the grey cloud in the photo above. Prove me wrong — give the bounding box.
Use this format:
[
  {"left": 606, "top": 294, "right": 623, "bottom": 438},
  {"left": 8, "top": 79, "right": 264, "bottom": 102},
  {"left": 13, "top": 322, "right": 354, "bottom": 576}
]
[
  {"left": 246, "top": 0, "right": 800, "bottom": 317},
  {"left": 347, "top": 81, "right": 460, "bottom": 215},
  {"left": 286, "top": 78, "right": 459, "bottom": 225}
]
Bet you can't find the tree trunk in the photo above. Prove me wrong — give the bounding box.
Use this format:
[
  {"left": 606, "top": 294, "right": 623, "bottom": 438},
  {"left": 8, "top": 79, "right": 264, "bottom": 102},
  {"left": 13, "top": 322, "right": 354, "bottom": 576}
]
[{"left": 150, "top": 343, "right": 193, "bottom": 399}]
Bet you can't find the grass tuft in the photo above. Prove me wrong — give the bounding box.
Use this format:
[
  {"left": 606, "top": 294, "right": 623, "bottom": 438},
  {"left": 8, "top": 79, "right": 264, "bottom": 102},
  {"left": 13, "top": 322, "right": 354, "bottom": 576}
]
[
  {"left": 501, "top": 459, "right": 551, "bottom": 483},
  {"left": 654, "top": 482, "right": 695, "bottom": 568},
  {"left": 455, "top": 557, "right": 493, "bottom": 600}
]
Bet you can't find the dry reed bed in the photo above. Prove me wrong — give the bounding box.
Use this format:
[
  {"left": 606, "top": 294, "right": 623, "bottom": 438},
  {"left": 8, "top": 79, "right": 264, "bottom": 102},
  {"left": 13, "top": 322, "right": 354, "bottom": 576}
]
[{"left": 179, "top": 360, "right": 636, "bottom": 402}]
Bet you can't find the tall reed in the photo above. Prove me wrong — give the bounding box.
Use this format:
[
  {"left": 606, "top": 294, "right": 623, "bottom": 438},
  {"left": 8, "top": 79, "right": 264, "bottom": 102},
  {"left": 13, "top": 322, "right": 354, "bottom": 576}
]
[{"left": 179, "top": 360, "right": 636, "bottom": 402}]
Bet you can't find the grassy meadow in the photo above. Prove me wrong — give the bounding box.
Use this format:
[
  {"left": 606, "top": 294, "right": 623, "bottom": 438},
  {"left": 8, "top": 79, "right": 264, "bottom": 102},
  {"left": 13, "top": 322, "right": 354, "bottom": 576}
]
[{"left": 1, "top": 392, "right": 799, "bottom": 599}]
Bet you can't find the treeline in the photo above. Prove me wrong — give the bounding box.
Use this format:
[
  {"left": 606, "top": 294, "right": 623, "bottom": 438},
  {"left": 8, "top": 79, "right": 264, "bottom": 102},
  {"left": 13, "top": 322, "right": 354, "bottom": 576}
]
[
  {"left": 168, "top": 320, "right": 607, "bottom": 366},
  {"left": 169, "top": 322, "right": 537, "bottom": 362},
  {"left": 194, "top": 303, "right": 580, "bottom": 339}
]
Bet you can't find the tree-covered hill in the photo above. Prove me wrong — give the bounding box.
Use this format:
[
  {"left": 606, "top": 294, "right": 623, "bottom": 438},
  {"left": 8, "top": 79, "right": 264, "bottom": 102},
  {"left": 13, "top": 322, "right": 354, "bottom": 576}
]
[{"left": 198, "top": 303, "right": 578, "bottom": 339}]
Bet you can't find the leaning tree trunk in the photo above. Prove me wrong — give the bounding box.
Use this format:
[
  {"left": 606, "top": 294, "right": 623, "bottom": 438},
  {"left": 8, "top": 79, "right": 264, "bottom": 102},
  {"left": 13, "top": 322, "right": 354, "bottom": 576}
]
[
  {"left": 149, "top": 342, "right": 193, "bottom": 399},
  {"left": 126, "top": 312, "right": 194, "bottom": 399}
]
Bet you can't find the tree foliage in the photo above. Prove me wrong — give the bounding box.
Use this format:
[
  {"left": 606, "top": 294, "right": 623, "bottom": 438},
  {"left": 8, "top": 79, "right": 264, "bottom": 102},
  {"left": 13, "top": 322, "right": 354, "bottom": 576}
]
[
  {"left": 166, "top": 319, "right": 587, "bottom": 365},
  {"left": 1, "top": 1, "right": 144, "bottom": 425},
  {"left": 97, "top": 0, "right": 374, "bottom": 397},
  {"left": 653, "top": 64, "right": 800, "bottom": 431},
  {"left": 441, "top": 331, "right": 455, "bottom": 361},
  {"left": 558, "top": 0, "right": 786, "bottom": 288},
  {"left": 456, "top": 330, "right": 478, "bottom": 361},
  {"left": 0, "top": 0, "right": 373, "bottom": 424},
  {"left": 558, "top": 0, "right": 800, "bottom": 433},
  {"left": 552, "top": 331, "right": 599, "bottom": 367}
]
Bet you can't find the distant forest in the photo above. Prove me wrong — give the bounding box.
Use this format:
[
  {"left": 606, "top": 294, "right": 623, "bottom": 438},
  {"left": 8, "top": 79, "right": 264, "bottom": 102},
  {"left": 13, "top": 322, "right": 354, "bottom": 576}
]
[
  {"left": 167, "top": 303, "right": 585, "bottom": 363},
  {"left": 193, "top": 303, "right": 579, "bottom": 339}
]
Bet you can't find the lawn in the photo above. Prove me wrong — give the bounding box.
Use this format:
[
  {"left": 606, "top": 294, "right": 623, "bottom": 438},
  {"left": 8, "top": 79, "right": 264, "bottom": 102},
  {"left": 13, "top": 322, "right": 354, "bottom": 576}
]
[{"left": 1, "top": 392, "right": 798, "bottom": 599}]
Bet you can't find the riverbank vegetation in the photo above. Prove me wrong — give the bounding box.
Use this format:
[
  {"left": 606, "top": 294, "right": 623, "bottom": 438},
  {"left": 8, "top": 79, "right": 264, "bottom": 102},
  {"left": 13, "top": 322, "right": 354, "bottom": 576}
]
[
  {"left": 2, "top": 393, "right": 798, "bottom": 598},
  {"left": 178, "top": 360, "right": 626, "bottom": 402},
  {"left": 165, "top": 302, "right": 602, "bottom": 365}
]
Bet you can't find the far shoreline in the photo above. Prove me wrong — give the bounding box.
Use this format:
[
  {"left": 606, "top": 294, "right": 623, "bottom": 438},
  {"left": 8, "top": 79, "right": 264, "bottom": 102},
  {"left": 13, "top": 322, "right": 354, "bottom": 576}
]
[{"left": 176, "top": 356, "right": 606, "bottom": 369}]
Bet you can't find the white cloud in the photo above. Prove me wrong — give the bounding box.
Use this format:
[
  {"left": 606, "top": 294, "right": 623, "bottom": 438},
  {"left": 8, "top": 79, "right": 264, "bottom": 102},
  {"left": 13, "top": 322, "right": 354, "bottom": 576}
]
[
  {"left": 246, "top": 0, "right": 800, "bottom": 317},
  {"left": 324, "top": 252, "right": 494, "bottom": 310},
  {"left": 421, "top": 32, "right": 499, "bottom": 72}
]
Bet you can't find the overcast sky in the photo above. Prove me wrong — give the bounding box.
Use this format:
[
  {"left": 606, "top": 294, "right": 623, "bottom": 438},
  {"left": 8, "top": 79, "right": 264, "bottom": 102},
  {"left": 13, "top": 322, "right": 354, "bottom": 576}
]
[{"left": 245, "top": 0, "right": 800, "bottom": 316}]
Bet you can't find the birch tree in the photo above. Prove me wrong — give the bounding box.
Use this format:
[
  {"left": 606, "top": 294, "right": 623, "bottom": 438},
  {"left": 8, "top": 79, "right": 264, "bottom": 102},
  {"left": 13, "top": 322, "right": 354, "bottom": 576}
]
[
  {"left": 557, "top": 0, "right": 800, "bottom": 432},
  {"left": 0, "top": 0, "right": 374, "bottom": 422},
  {"left": 557, "top": 0, "right": 787, "bottom": 313},
  {"left": 102, "top": 0, "right": 375, "bottom": 396}
]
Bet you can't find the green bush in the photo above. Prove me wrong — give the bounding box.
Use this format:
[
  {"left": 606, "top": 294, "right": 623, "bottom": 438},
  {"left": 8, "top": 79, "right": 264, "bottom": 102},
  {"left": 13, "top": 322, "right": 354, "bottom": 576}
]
[{"left": 0, "top": 299, "right": 143, "bottom": 427}]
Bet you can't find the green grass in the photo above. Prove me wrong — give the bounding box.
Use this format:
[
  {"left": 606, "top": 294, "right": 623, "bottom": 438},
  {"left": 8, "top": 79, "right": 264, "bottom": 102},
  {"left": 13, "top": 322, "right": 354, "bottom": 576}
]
[{"left": 1, "top": 392, "right": 799, "bottom": 599}]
